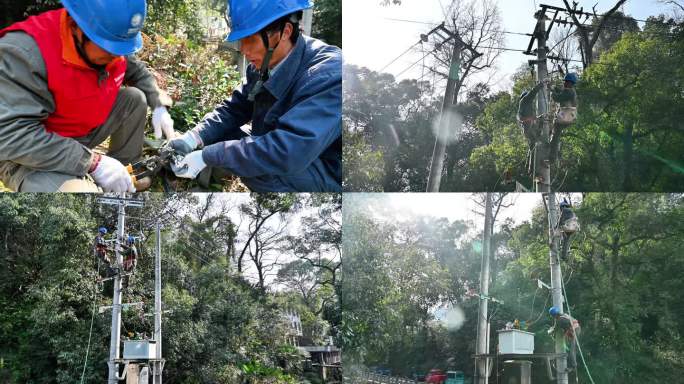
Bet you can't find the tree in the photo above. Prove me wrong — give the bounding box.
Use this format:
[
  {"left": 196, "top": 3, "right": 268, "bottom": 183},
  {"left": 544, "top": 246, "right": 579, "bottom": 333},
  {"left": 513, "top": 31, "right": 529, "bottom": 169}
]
[
  {"left": 312, "top": 0, "right": 341, "bottom": 47},
  {"left": 0, "top": 193, "right": 331, "bottom": 383},
  {"left": 561, "top": 0, "right": 628, "bottom": 68},
  {"left": 424, "top": 0, "right": 505, "bottom": 96},
  {"left": 342, "top": 193, "right": 684, "bottom": 383},
  {"left": 237, "top": 193, "right": 300, "bottom": 292}
]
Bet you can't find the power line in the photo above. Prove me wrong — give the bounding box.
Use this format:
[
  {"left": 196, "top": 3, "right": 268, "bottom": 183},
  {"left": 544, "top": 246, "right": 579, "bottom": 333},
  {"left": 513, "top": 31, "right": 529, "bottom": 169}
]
[
  {"left": 80, "top": 263, "right": 100, "bottom": 384},
  {"left": 383, "top": 18, "right": 533, "bottom": 37},
  {"left": 395, "top": 47, "right": 435, "bottom": 78},
  {"left": 378, "top": 41, "right": 422, "bottom": 73}
]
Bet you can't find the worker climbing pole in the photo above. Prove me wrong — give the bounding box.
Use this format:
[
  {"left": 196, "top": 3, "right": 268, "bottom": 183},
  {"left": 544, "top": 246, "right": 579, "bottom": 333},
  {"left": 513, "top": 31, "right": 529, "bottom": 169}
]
[
  {"left": 522, "top": 5, "right": 580, "bottom": 193},
  {"left": 533, "top": 10, "right": 552, "bottom": 193},
  {"left": 545, "top": 192, "right": 568, "bottom": 384},
  {"left": 557, "top": 199, "right": 579, "bottom": 261},
  {"left": 97, "top": 195, "right": 144, "bottom": 384},
  {"left": 94, "top": 227, "right": 116, "bottom": 278}
]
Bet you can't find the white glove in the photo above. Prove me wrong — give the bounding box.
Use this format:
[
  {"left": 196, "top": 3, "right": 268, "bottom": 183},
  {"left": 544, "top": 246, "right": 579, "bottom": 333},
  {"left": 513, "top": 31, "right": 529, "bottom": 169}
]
[
  {"left": 168, "top": 130, "right": 202, "bottom": 156},
  {"left": 152, "top": 106, "right": 175, "bottom": 139},
  {"left": 89, "top": 154, "right": 136, "bottom": 193},
  {"left": 171, "top": 150, "right": 207, "bottom": 179}
]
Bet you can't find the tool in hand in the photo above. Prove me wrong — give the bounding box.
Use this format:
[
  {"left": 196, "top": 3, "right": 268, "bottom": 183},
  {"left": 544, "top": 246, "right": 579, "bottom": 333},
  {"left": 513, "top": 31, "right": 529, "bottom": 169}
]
[{"left": 126, "top": 145, "right": 184, "bottom": 185}]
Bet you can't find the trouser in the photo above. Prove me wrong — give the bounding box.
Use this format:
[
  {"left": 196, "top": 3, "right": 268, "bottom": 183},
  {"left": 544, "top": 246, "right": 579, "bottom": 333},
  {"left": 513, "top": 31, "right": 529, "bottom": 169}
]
[
  {"left": 519, "top": 120, "right": 537, "bottom": 174},
  {"left": 198, "top": 163, "right": 341, "bottom": 192},
  {"left": 17, "top": 87, "right": 148, "bottom": 192},
  {"left": 240, "top": 159, "right": 341, "bottom": 192},
  {"left": 566, "top": 327, "right": 580, "bottom": 369},
  {"left": 561, "top": 233, "right": 571, "bottom": 260},
  {"left": 550, "top": 122, "right": 571, "bottom": 163}
]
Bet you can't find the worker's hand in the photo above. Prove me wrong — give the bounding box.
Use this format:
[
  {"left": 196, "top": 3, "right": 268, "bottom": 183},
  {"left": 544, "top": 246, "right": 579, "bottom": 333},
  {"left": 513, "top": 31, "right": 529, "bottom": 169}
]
[
  {"left": 167, "top": 130, "right": 201, "bottom": 156},
  {"left": 152, "top": 106, "right": 175, "bottom": 139},
  {"left": 171, "top": 150, "right": 207, "bottom": 179},
  {"left": 89, "top": 154, "right": 136, "bottom": 193},
  {"left": 547, "top": 326, "right": 556, "bottom": 335}
]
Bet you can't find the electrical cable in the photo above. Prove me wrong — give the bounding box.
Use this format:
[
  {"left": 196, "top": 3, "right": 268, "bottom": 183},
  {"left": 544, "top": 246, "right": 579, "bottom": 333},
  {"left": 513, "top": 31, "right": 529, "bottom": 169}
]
[
  {"left": 378, "top": 41, "right": 422, "bottom": 73},
  {"left": 80, "top": 262, "right": 100, "bottom": 384},
  {"left": 561, "top": 275, "right": 596, "bottom": 384},
  {"left": 559, "top": 245, "right": 597, "bottom": 384},
  {"left": 395, "top": 45, "right": 440, "bottom": 78}
]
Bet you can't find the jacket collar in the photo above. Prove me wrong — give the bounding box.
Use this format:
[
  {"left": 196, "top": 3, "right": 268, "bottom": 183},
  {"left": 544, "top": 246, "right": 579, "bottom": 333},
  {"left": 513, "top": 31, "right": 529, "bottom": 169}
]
[{"left": 263, "top": 35, "right": 305, "bottom": 100}]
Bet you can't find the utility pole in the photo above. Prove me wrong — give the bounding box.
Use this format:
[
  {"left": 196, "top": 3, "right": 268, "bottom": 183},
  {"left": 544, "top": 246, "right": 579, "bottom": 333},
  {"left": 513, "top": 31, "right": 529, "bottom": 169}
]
[
  {"left": 109, "top": 198, "right": 125, "bottom": 384},
  {"left": 152, "top": 220, "right": 164, "bottom": 384},
  {"left": 534, "top": 10, "right": 551, "bottom": 193},
  {"left": 546, "top": 192, "right": 568, "bottom": 384},
  {"left": 98, "top": 195, "right": 144, "bottom": 384},
  {"left": 427, "top": 39, "right": 462, "bottom": 192},
  {"left": 475, "top": 193, "right": 493, "bottom": 384},
  {"left": 425, "top": 21, "right": 483, "bottom": 192}
]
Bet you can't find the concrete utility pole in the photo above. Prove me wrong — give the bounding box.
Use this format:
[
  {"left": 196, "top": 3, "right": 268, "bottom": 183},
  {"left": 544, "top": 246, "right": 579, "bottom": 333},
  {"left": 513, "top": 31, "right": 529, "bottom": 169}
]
[
  {"left": 534, "top": 11, "right": 551, "bottom": 193},
  {"left": 546, "top": 192, "right": 568, "bottom": 384},
  {"left": 109, "top": 199, "right": 126, "bottom": 384},
  {"left": 98, "top": 195, "right": 143, "bottom": 384},
  {"left": 153, "top": 220, "right": 163, "bottom": 384},
  {"left": 427, "top": 39, "right": 462, "bottom": 192},
  {"left": 475, "top": 193, "right": 493, "bottom": 384}
]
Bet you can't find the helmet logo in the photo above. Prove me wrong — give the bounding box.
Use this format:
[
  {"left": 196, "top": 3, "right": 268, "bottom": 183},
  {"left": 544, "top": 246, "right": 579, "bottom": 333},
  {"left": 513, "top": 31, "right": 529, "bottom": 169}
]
[{"left": 130, "top": 13, "right": 143, "bottom": 28}]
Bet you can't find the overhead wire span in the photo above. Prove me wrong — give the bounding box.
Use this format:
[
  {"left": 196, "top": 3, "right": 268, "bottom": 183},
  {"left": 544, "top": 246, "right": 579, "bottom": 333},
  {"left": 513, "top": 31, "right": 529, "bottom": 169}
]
[
  {"left": 80, "top": 262, "right": 100, "bottom": 383},
  {"left": 378, "top": 41, "right": 422, "bottom": 73}
]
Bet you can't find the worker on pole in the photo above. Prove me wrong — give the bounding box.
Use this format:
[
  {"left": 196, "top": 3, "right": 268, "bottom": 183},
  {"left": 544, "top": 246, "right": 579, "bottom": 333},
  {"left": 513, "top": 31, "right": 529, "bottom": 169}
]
[
  {"left": 549, "top": 73, "right": 578, "bottom": 162},
  {"left": 549, "top": 306, "right": 581, "bottom": 373},
  {"left": 94, "top": 227, "right": 116, "bottom": 277},
  {"left": 517, "top": 81, "right": 546, "bottom": 174},
  {"left": 168, "top": 0, "right": 342, "bottom": 192},
  {"left": 557, "top": 199, "right": 579, "bottom": 260},
  {"left": 0, "top": 0, "right": 174, "bottom": 192},
  {"left": 122, "top": 235, "right": 139, "bottom": 273}
]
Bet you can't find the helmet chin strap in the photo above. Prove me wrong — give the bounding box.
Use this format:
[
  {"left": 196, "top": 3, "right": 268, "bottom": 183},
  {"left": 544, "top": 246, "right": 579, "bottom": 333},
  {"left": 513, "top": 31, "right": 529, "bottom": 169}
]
[
  {"left": 72, "top": 31, "right": 107, "bottom": 73},
  {"left": 248, "top": 25, "right": 285, "bottom": 101}
]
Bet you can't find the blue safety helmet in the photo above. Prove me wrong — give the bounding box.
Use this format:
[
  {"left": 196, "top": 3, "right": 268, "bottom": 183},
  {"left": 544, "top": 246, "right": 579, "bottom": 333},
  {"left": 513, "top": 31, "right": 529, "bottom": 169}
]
[
  {"left": 61, "top": 0, "right": 147, "bottom": 56},
  {"left": 127, "top": 235, "right": 135, "bottom": 244},
  {"left": 520, "top": 90, "right": 529, "bottom": 100},
  {"left": 98, "top": 227, "right": 107, "bottom": 234},
  {"left": 564, "top": 73, "right": 578, "bottom": 85},
  {"left": 549, "top": 306, "right": 561, "bottom": 317},
  {"left": 560, "top": 199, "right": 571, "bottom": 209},
  {"left": 225, "top": 0, "right": 312, "bottom": 42}
]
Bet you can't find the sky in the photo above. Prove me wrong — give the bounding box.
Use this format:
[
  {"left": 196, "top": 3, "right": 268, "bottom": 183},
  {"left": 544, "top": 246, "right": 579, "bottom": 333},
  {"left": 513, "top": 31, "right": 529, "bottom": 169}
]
[
  {"left": 362, "top": 192, "right": 582, "bottom": 231},
  {"left": 343, "top": 0, "right": 676, "bottom": 92}
]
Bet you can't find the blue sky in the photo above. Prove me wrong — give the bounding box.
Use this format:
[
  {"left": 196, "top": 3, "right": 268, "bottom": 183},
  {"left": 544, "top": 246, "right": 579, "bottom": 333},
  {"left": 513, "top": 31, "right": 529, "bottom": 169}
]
[{"left": 343, "top": 0, "right": 677, "bottom": 92}]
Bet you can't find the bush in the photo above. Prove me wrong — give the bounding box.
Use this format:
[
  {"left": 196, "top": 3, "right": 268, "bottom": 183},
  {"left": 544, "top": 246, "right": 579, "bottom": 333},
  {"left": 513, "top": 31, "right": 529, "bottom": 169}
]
[{"left": 137, "top": 34, "right": 242, "bottom": 133}]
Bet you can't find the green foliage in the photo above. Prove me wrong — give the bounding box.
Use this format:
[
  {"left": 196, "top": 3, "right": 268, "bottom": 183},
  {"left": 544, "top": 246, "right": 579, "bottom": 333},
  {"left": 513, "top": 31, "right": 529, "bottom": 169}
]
[
  {"left": 0, "top": 0, "right": 61, "bottom": 29},
  {"left": 144, "top": 0, "right": 204, "bottom": 42},
  {"left": 342, "top": 129, "right": 386, "bottom": 191},
  {"left": 0, "top": 0, "right": 209, "bottom": 41},
  {"left": 241, "top": 361, "right": 297, "bottom": 384},
  {"left": 137, "top": 35, "right": 241, "bottom": 133},
  {"left": 0, "top": 194, "right": 335, "bottom": 383},
  {"left": 345, "top": 19, "right": 684, "bottom": 191},
  {"left": 341, "top": 195, "right": 463, "bottom": 371},
  {"left": 342, "top": 193, "right": 684, "bottom": 383},
  {"left": 312, "top": 0, "right": 342, "bottom": 47}
]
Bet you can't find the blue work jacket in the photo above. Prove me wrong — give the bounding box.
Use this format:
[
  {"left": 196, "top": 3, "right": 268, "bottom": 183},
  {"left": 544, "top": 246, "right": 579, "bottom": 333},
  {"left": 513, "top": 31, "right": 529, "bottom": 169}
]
[{"left": 197, "top": 35, "right": 342, "bottom": 192}]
